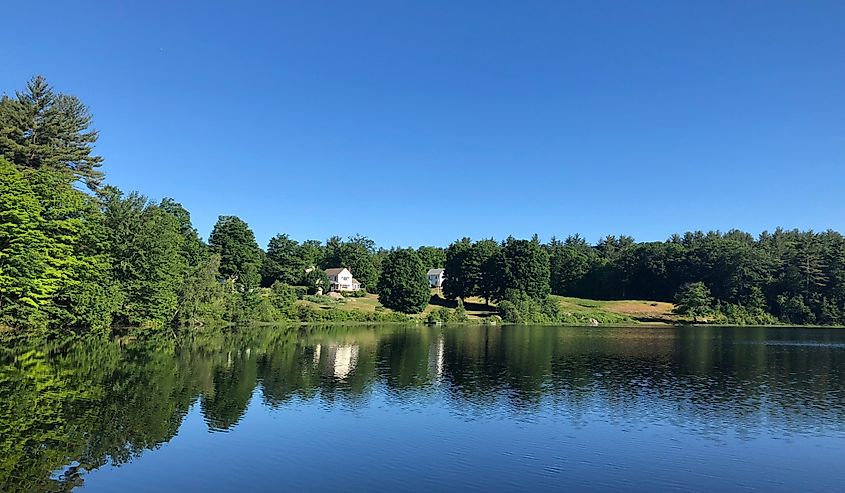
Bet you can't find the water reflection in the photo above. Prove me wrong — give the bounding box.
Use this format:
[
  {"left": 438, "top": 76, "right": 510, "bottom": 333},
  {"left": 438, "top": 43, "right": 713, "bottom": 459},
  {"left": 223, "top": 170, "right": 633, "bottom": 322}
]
[{"left": 1, "top": 325, "right": 844, "bottom": 492}]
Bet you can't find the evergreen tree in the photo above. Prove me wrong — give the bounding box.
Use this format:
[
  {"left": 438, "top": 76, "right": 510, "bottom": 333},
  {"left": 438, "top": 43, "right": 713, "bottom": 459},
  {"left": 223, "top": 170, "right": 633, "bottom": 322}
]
[
  {"left": 0, "top": 76, "right": 104, "bottom": 189},
  {"left": 377, "top": 249, "right": 430, "bottom": 314},
  {"left": 443, "top": 238, "right": 473, "bottom": 300},
  {"left": 322, "top": 236, "right": 344, "bottom": 268},
  {"left": 549, "top": 235, "right": 596, "bottom": 296},
  {"left": 473, "top": 239, "right": 502, "bottom": 304},
  {"left": 496, "top": 238, "right": 551, "bottom": 300},
  {"left": 417, "top": 246, "right": 446, "bottom": 269}
]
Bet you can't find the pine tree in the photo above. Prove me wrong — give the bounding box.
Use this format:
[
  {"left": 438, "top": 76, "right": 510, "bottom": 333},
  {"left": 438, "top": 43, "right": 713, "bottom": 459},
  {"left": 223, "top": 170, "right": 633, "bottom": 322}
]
[{"left": 0, "top": 76, "right": 104, "bottom": 189}]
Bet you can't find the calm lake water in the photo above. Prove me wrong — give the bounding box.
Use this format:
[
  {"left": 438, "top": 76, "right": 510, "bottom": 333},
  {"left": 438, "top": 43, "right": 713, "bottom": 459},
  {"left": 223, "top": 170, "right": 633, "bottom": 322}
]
[{"left": 2, "top": 325, "right": 845, "bottom": 492}]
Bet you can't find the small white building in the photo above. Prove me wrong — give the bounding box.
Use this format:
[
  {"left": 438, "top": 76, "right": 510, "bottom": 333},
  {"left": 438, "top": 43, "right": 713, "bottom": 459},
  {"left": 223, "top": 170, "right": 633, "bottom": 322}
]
[
  {"left": 324, "top": 267, "right": 362, "bottom": 292},
  {"left": 427, "top": 268, "right": 446, "bottom": 288}
]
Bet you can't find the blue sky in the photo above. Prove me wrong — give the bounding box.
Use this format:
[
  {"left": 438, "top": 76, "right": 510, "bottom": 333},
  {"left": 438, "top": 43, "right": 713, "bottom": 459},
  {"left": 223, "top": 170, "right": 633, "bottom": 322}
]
[{"left": 4, "top": 1, "right": 843, "bottom": 249}]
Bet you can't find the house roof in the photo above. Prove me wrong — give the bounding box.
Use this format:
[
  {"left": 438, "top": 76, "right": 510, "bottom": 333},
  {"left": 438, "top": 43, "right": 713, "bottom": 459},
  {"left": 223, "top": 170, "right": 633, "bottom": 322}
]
[
  {"left": 351, "top": 278, "right": 360, "bottom": 285},
  {"left": 427, "top": 268, "right": 445, "bottom": 276},
  {"left": 324, "top": 267, "right": 347, "bottom": 276}
]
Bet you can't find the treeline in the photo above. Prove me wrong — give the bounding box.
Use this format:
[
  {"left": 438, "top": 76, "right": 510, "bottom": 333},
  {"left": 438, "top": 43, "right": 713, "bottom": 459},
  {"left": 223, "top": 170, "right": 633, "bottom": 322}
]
[
  {"left": 441, "top": 230, "right": 845, "bottom": 325},
  {"left": 2, "top": 76, "right": 844, "bottom": 335},
  {"left": 0, "top": 77, "right": 442, "bottom": 334}
]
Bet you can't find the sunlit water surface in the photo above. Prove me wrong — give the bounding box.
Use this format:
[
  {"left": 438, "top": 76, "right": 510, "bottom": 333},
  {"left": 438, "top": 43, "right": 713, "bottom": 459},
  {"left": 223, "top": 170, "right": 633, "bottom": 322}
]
[{"left": 2, "top": 325, "right": 844, "bottom": 492}]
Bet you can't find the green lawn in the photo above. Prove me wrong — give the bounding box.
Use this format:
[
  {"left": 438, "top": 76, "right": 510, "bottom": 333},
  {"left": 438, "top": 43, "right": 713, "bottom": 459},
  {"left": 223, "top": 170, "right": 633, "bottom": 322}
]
[{"left": 299, "top": 290, "right": 675, "bottom": 324}]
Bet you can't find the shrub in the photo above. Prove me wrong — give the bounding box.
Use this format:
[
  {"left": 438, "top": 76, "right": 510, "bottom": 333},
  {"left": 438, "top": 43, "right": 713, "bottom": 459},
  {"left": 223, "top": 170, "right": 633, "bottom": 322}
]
[
  {"left": 291, "top": 285, "right": 308, "bottom": 299},
  {"left": 295, "top": 305, "right": 411, "bottom": 323},
  {"left": 424, "top": 303, "right": 470, "bottom": 324},
  {"left": 497, "top": 290, "right": 631, "bottom": 325},
  {"left": 269, "top": 282, "right": 297, "bottom": 319},
  {"left": 498, "top": 290, "right": 560, "bottom": 324},
  {"left": 713, "top": 303, "right": 779, "bottom": 326}
]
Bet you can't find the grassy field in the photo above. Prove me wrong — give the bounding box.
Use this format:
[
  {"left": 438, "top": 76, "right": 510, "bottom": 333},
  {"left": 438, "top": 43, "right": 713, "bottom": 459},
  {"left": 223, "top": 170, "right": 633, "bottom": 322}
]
[
  {"left": 553, "top": 296, "right": 676, "bottom": 324},
  {"left": 299, "top": 290, "right": 676, "bottom": 324}
]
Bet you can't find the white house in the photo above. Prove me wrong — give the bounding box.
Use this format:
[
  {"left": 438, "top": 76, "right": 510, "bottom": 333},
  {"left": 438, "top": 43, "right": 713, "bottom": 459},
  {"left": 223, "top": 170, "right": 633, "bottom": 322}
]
[
  {"left": 427, "top": 268, "right": 446, "bottom": 288},
  {"left": 324, "top": 267, "right": 362, "bottom": 292}
]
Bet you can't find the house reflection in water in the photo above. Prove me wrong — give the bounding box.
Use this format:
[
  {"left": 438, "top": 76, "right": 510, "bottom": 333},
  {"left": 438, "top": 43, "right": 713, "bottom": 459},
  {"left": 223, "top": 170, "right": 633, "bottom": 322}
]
[
  {"left": 428, "top": 333, "right": 445, "bottom": 382},
  {"left": 313, "top": 343, "right": 360, "bottom": 379},
  {"left": 313, "top": 344, "right": 321, "bottom": 366}
]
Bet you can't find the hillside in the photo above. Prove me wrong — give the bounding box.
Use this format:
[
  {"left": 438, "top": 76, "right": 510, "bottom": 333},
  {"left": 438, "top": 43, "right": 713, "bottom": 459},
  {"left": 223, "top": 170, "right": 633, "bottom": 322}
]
[{"left": 298, "top": 290, "right": 676, "bottom": 325}]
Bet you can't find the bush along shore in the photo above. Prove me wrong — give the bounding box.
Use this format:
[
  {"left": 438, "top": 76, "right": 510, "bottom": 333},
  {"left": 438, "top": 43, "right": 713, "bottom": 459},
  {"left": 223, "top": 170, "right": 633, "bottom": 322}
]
[{"left": 2, "top": 76, "right": 845, "bottom": 339}]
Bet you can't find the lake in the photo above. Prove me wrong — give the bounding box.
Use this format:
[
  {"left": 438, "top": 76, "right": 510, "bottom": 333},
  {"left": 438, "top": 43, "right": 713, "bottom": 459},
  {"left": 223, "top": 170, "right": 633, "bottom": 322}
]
[{"left": 2, "top": 325, "right": 844, "bottom": 492}]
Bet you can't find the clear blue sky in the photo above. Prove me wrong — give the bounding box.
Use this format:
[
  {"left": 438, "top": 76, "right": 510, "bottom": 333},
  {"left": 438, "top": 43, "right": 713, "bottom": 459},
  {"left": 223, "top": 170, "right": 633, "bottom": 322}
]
[{"left": 4, "top": 1, "right": 843, "bottom": 249}]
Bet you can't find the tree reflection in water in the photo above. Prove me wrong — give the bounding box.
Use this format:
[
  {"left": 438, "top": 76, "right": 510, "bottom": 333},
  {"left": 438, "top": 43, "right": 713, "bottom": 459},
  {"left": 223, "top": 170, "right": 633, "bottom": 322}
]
[{"left": 1, "top": 325, "right": 844, "bottom": 492}]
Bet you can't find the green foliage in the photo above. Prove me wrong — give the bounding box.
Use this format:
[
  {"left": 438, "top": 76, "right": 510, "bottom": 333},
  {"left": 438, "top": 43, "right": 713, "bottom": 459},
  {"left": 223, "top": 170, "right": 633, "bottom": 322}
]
[
  {"left": 262, "top": 233, "right": 310, "bottom": 286},
  {"left": 495, "top": 238, "right": 551, "bottom": 300},
  {"left": 295, "top": 304, "right": 411, "bottom": 323},
  {"left": 0, "top": 160, "right": 56, "bottom": 329},
  {"left": 425, "top": 299, "right": 468, "bottom": 324},
  {"left": 454, "top": 298, "right": 468, "bottom": 320},
  {"left": 444, "top": 237, "right": 550, "bottom": 304},
  {"left": 377, "top": 249, "right": 430, "bottom": 314},
  {"left": 498, "top": 290, "right": 562, "bottom": 324},
  {"left": 159, "top": 198, "right": 208, "bottom": 266},
  {"left": 443, "top": 238, "right": 472, "bottom": 300},
  {"left": 674, "top": 282, "right": 713, "bottom": 321},
  {"left": 269, "top": 282, "right": 297, "bottom": 319},
  {"left": 712, "top": 303, "right": 779, "bottom": 326},
  {"left": 776, "top": 294, "right": 815, "bottom": 325},
  {"left": 322, "top": 235, "right": 379, "bottom": 292},
  {"left": 30, "top": 169, "right": 120, "bottom": 334},
  {"left": 4, "top": 74, "right": 845, "bottom": 334},
  {"left": 443, "top": 238, "right": 501, "bottom": 302},
  {"left": 209, "top": 216, "right": 263, "bottom": 290},
  {"left": 102, "top": 189, "right": 187, "bottom": 328},
  {"left": 549, "top": 235, "right": 597, "bottom": 296},
  {"left": 302, "top": 269, "right": 330, "bottom": 295},
  {"left": 302, "top": 294, "right": 340, "bottom": 305},
  {"left": 178, "top": 254, "right": 227, "bottom": 326},
  {"left": 223, "top": 291, "right": 263, "bottom": 324},
  {"left": 417, "top": 246, "right": 446, "bottom": 269},
  {"left": 0, "top": 76, "right": 104, "bottom": 190}
]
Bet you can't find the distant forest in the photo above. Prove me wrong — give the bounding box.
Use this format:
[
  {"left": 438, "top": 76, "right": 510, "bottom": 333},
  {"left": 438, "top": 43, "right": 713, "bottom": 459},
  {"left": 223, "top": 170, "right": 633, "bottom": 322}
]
[{"left": 1, "top": 76, "right": 844, "bottom": 336}]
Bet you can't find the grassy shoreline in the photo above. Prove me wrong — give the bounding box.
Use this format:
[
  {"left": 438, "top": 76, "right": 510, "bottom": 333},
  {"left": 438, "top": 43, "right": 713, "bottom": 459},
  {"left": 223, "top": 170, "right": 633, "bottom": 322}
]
[
  {"left": 295, "top": 290, "right": 845, "bottom": 328},
  {"left": 299, "top": 289, "right": 678, "bottom": 325}
]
